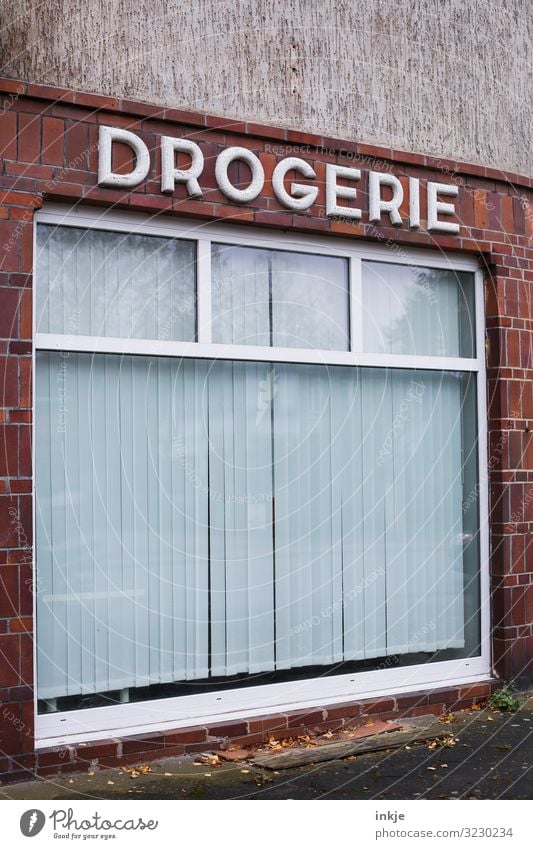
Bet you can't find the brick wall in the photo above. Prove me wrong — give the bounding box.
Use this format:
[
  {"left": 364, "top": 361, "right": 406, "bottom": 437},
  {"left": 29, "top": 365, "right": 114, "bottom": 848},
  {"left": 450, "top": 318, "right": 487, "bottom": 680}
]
[{"left": 0, "top": 78, "right": 531, "bottom": 783}]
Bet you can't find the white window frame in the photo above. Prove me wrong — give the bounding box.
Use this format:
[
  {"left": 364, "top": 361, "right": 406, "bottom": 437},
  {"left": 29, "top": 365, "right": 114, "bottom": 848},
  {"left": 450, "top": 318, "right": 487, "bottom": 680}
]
[{"left": 33, "top": 203, "right": 491, "bottom": 747}]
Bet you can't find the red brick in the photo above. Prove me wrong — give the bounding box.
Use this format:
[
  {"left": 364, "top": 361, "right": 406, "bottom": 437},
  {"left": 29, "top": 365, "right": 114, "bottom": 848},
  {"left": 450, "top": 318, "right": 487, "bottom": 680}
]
[
  {"left": 324, "top": 701, "right": 363, "bottom": 722},
  {"left": 41, "top": 117, "right": 65, "bottom": 165},
  {"left": 74, "top": 92, "right": 119, "bottom": 110},
  {"left": 247, "top": 714, "right": 289, "bottom": 734},
  {"left": 17, "top": 113, "right": 41, "bottom": 164},
  {"left": 212, "top": 204, "right": 255, "bottom": 222},
  {"left": 162, "top": 727, "right": 207, "bottom": 745},
  {"left": 360, "top": 698, "right": 396, "bottom": 715},
  {"left": 37, "top": 746, "right": 74, "bottom": 767},
  {"left": 224, "top": 732, "right": 265, "bottom": 748},
  {"left": 0, "top": 635, "right": 21, "bottom": 685},
  {"left": 0, "top": 79, "right": 26, "bottom": 95},
  {"left": 9, "top": 617, "right": 32, "bottom": 632},
  {"left": 19, "top": 357, "right": 31, "bottom": 407},
  {"left": 65, "top": 121, "right": 89, "bottom": 170},
  {"left": 9, "top": 341, "right": 31, "bottom": 355},
  {"left": 25, "top": 83, "right": 73, "bottom": 104},
  {"left": 459, "top": 683, "right": 493, "bottom": 701},
  {"left": 0, "top": 702, "right": 23, "bottom": 754},
  {"left": 286, "top": 709, "right": 325, "bottom": 728},
  {"left": 501, "top": 196, "right": 514, "bottom": 233},
  {"left": 0, "top": 287, "right": 21, "bottom": 338},
  {"left": 19, "top": 631, "right": 33, "bottom": 682},
  {"left": 394, "top": 692, "right": 430, "bottom": 710},
  {"left": 0, "top": 564, "right": 18, "bottom": 617},
  {"left": 75, "top": 740, "right": 119, "bottom": 760},
  {"left": 0, "top": 110, "right": 17, "bottom": 160},
  {"left": 207, "top": 721, "right": 248, "bottom": 738},
  {"left": 183, "top": 740, "right": 223, "bottom": 753},
  {"left": 0, "top": 425, "right": 18, "bottom": 476},
  {"left": 0, "top": 223, "right": 21, "bottom": 272},
  {"left": 474, "top": 191, "right": 489, "bottom": 228},
  {"left": 0, "top": 498, "right": 21, "bottom": 547},
  {"left": 121, "top": 733, "right": 165, "bottom": 755}
]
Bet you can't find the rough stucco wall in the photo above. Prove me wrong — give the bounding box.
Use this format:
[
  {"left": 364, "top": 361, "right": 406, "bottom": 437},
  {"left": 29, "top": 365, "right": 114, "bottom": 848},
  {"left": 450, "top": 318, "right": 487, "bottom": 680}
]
[{"left": 0, "top": 0, "right": 531, "bottom": 175}]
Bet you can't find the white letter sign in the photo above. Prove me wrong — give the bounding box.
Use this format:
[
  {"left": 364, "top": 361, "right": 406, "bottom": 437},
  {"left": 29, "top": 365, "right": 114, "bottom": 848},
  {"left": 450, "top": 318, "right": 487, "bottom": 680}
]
[
  {"left": 98, "top": 126, "right": 150, "bottom": 189},
  {"left": 272, "top": 157, "right": 319, "bottom": 211},
  {"left": 325, "top": 165, "right": 362, "bottom": 219},
  {"left": 368, "top": 173, "right": 404, "bottom": 226},
  {"left": 427, "top": 182, "right": 460, "bottom": 233},
  {"left": 161, "top": 138, "right": 204, "bottom": 197},
  {"left": 215, "top": 147, "right": 265, "bottom": 203}
]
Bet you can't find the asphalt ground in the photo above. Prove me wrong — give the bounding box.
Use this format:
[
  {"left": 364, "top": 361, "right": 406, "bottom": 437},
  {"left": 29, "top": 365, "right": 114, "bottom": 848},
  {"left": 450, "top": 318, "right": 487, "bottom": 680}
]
[{"left": 2, "top": 700, "right": 532, "bottom": 801}]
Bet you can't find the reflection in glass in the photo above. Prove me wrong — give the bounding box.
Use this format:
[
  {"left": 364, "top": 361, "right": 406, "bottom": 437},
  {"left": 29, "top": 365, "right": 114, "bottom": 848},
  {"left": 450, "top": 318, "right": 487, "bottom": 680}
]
[
  {"left": 212, "top": 244, "right": 350, "bottom": 350},
  {"left": 36, "top": 225, "right": 197, "bottom": 341},
  {"left": 362, "top": 262, "right": 476, "bottom": 357}
]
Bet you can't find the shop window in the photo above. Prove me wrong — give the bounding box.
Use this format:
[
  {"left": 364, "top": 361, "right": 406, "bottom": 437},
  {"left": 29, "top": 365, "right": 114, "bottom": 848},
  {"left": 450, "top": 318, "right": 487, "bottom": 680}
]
[{"left": 34, "top": 213, "right": 484, "bottom": 725}]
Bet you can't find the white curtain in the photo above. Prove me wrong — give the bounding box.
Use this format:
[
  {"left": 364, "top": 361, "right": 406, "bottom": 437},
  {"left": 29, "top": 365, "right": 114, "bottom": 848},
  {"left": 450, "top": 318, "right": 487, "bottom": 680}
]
[{"left": 36, "top": 354, "right": 467, "bottom": 700}]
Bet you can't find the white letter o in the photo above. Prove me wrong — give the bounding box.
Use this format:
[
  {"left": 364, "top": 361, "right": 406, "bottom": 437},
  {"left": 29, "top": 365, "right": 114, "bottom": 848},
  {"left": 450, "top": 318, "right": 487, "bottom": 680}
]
[{"left": 215, "top": 147, "right": 264, "bottom": 203}]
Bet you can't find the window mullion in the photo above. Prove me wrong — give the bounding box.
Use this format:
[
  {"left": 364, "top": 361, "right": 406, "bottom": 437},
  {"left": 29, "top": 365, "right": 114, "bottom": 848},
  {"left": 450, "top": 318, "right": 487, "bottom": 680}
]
[
  {"left": 197, "top": 238, "right": 212, "bottom": 343},
  {"left": 349, "top": 256, "right": 363, "bottom": 353}
]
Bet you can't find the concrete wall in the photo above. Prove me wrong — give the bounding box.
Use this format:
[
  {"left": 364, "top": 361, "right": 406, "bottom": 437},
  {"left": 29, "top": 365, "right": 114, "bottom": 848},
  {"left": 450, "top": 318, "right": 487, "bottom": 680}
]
[{"left": 1, "top": 0, "right": 531, "bottom": 175}]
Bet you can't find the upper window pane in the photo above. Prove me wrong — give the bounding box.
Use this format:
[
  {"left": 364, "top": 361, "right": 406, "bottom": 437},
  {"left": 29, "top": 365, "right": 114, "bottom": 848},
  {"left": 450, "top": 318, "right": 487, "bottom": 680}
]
[
  {"left": 362, "top": 261, "right": 476, "bottom": 358},
  {"left": 212, "top": 244, "right": 350, "bottom": 350},
  {"left": 36, "top": 225, "right": 196, "bottom": 341}
]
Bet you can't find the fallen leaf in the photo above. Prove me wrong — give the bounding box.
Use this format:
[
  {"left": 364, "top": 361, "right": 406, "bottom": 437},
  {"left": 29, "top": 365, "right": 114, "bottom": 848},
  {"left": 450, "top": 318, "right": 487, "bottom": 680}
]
[{"left": 107, "top": 781, "right": 114, "bottom": 785}]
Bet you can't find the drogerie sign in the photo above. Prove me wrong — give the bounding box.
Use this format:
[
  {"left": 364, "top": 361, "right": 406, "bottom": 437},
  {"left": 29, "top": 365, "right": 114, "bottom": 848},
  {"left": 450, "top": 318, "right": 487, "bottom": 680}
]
[{"left": 98, "top": 126, "right": 460, "bottom": 234}]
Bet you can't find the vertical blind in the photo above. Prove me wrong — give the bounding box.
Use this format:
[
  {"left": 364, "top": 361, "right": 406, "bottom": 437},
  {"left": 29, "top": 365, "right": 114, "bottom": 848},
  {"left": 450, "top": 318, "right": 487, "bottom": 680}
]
[
  {"left": 211, "top": 244, "right": 350, "bottom": 350},
  {"left": 362, "top": 261, "right": 476, "bottom": 357},
  {"left": 36, "top": 353, "right": 470, "bottom": 699},
  {"left": 36, "top": 225, "right": 196, "bottom": 341}
]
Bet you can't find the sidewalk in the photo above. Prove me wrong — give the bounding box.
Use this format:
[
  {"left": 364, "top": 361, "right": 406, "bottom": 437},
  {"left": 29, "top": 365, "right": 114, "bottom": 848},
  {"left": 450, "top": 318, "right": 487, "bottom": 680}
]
[{"left": 2, "top": 699, "right": 532, "bottom": 801}]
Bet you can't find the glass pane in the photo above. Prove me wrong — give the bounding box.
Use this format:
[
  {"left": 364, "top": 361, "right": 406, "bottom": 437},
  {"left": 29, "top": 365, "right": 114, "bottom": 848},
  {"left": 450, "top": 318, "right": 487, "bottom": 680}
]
[
  {"left": 36, "top": 225, "right": 196, "bottom": 341},
  {"left": 362, "top": 261, "right": 476, "bottom": 357},
  {"left": 36, "top": 353, "right": 480, "bottom": 710},
  {"left": 212, "top": 244, "right": 349, "bottom": 350}
]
